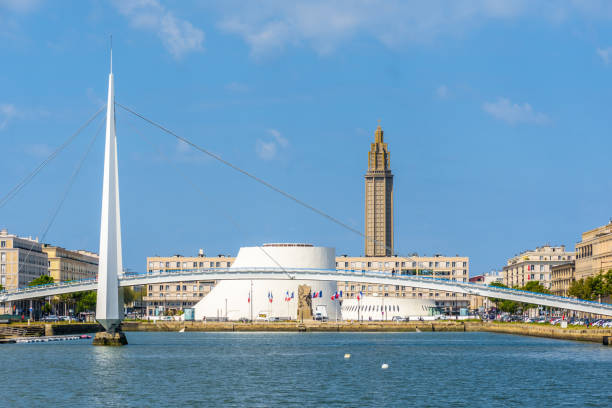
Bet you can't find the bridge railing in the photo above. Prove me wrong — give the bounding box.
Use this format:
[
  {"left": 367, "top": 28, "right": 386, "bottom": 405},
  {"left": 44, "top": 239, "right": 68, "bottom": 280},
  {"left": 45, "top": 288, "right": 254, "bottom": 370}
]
[
  {"left": 2, "top": 268, "right": 611, "bottom": 311},
  {"left": 123, "top": 267, "right": 612, "bottom": 309},
  {"left": 1, "top": 278, "right": 98, "bottom": 296}
]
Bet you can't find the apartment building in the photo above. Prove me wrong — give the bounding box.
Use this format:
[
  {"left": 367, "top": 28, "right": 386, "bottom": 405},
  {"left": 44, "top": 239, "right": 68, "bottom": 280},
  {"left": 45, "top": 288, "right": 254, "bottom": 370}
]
[
  {"left": 335, "top": 254, "right": 470, "bottom": 313},
  {"left": 575, "top": 221, "right": 612, "bottom": 281},
  {"left": 144, "top": 252, "right": 234, "bottom": 316},
  {"left": 42, "top": 244, "right": 98, "bottom": 282},
  {"left": 503, "top": 245, "right": 575, "bottom": 290},
  {"left": 551, "top": 262, "right": 575, "bottom": 297}
]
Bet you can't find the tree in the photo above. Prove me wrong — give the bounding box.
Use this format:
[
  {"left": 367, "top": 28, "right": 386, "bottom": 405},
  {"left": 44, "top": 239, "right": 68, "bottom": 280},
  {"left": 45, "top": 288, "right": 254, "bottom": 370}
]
[
  {"left": 122, "top": 287, "right": 135, "bottom": 305},
  {"left": 28, "top": 275, "right": 54, "bottom": 286},
  {"left": 569, "top": 270, "right": 612, "bottom": 301},
  {"left": 0, "top": 284, "right": 4, "bottom": 291},
  {"left": 42, "top": 303, "right": 52, "bottom": 314},
  {"left": 75, "top": 291, "right": 97, "bottom": 313},
  {"left": 520, "top": 281, "right": 550, "bottom": 311},
  {"left": 487, "top": 282, "right": 520, "bottom": 313}
]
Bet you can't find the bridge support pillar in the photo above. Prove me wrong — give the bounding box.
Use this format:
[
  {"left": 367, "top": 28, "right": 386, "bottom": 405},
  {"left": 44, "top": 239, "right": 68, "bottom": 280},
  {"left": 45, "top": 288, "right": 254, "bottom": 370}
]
[{"left": 93, "top": 330, "right": 128, "bottom": 346}]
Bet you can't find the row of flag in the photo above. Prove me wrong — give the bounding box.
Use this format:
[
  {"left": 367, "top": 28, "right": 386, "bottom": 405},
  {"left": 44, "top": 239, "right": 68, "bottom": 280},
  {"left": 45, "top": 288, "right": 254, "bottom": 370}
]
[
  {"left": 247, "top": 291, "right": 295, "bottom": 303},
  {"left": 247, "top": 289, "right": 351, "bottom": 303}
]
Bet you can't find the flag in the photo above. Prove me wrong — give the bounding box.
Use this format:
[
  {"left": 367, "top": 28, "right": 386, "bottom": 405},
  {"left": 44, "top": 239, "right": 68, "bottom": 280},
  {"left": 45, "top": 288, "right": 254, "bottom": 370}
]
[
  {"left": 285, "top": 291, "right": 290, "bottom": 302},
  {"left": 339, "top": 290, "right": 343, "bottom": 298},
  {"left": 268, "top": 291, "right": 273, "bottom": 303},
  {"left": 313, "top": 291, "right": 318, "bottom": 299},
  {"left": 319, "top": 290, "right": 323, "bottom": 298},
  {"left": 248, "top": 292, "right": 251, "bottom": 303},
  {"left": 291, "top": 292, "right": 294, "bottom": 299},
  {"left": 357, "top": 291, "right": 363, "bottom": 301}
]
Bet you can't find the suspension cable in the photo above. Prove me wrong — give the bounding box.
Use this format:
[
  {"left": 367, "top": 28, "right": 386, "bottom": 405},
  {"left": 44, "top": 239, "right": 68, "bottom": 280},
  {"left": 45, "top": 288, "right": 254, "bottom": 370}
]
[
  {"left": 115, "top": 102, "right": 401, "bottom": 259},
  {"left": 18, "top": 115, "right": 106, "bottom": 279},
  {"left": 0, "top": 105, "right": 105, "bottom": 211},
  {"left": 120, "top": 113, "right": 295, "bottom": 279}
]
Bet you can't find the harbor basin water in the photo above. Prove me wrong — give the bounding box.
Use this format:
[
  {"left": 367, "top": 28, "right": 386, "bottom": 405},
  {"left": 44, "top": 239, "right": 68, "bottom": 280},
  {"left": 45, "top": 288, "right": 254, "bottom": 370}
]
[{"left": 1, "top": 331, "right": 611, "bottom": 407}]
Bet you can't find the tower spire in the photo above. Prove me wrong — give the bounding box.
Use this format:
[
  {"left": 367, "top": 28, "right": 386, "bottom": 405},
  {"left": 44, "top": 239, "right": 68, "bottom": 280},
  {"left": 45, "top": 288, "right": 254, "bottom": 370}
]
[{"left": 110, "top": 35, "right": 113, "bottom": 73}]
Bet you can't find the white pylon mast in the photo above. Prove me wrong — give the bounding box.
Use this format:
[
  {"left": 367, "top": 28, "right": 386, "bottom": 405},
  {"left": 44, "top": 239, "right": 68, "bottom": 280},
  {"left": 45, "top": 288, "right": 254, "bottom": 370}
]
[{"left": 96, "top": 45, "right": 123, "bottom": 332}]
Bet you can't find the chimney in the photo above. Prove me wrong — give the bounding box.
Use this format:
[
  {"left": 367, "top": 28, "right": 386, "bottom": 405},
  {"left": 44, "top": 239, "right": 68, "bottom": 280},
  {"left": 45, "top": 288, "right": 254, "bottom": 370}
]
[{"left": 198, "top": 248, "right": 204, "bottom": 257}]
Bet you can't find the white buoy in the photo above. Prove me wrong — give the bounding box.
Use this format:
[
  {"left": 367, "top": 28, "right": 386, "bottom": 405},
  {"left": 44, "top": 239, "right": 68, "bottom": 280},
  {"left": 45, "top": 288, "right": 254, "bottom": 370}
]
[
  {"left": 381, "top": 363, "right": 389, "bottom": 370},
  {"left": 344, "top": 353, "right": 351, "bottom": 359}
]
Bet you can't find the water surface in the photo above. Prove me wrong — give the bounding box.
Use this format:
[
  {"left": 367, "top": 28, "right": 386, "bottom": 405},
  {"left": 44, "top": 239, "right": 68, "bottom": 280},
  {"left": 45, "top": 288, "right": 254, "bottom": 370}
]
[{"left": 1, "top": 332, "right": 611, "bottom": 407}]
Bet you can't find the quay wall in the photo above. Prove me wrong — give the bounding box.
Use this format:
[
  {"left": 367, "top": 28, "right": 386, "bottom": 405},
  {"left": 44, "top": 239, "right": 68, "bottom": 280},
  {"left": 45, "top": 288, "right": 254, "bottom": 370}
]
[
  {"left": 120, "top": 320, "right": 612, "bottom": 344},
  {"left": 0, "top": 323, "right": 102, "bottom": 337}
]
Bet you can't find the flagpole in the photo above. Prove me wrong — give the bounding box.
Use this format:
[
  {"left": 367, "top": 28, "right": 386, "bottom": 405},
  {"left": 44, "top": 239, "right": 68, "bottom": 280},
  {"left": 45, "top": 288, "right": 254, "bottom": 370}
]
[{"left": 250, "top": 280, "right": 253, "bottom": 322}]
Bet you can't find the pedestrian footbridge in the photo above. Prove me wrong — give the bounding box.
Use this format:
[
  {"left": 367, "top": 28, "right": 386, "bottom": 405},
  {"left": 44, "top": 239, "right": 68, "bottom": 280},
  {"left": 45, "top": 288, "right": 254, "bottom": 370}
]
[{"left": 2, "top": 268, "right": 611, "bottom": 316}]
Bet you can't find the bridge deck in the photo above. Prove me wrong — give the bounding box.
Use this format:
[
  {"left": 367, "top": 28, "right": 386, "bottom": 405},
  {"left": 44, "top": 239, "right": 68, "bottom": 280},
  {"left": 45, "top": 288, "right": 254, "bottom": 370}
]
[{"left": 1, "top": 268, "right": 611, "bottom": 316}]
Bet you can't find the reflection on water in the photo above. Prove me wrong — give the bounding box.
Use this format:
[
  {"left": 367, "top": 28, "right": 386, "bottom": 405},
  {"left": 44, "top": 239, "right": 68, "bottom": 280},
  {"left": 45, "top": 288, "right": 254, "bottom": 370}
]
[{"left": 0, "top": 332, "right": 611, "bottom": 407}]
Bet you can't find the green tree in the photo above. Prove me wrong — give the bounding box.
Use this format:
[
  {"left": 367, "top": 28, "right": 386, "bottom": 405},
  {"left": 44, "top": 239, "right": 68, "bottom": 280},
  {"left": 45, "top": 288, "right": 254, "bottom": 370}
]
[
  {"left": 75, "top": 291, "right": 97, "bottom": 313},
  {"left": 487, "top": 282, "right": 520, "bottom": 313},
  {"left": 0, "top": 284, "right": 4, "bottom": 291},
  {"left": 568, "top": 272, "right": 612, "bottom": 301},
  {"left": 520, "top": 281, "right": 550, "bottom": 311},
  {"left": 42, "top": 302, "right": 52, "bottom": 314},
  {"left": 28, "top": 275, "right": 54, "bottom": 286},
  {"left": 122, "top": 287, "right": 135, "bottom": 305}
]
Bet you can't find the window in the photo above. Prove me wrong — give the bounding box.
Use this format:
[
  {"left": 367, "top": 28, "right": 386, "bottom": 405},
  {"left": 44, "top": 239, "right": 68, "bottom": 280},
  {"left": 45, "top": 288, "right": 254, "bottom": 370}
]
[
  {"left": 176, "top": 285, "right": 181, "bottom": 291},
  {"left": 0, "top": 253, "right": 4, "bottom": 262},
  {"left": 0, "top": 241, "right": 4, "bottom": 248}
]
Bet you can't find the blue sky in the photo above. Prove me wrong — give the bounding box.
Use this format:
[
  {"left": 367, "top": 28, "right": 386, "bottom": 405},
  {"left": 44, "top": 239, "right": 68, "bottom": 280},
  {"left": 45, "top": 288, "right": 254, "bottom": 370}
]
[{"left": 1, "top": 0, "right": 611, "bottom": 275}]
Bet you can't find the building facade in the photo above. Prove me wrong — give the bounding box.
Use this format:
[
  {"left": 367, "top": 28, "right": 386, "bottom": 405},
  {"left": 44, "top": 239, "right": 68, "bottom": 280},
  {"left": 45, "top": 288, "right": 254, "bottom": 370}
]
[
  {"left": 0, "top": 229, "right": 49, "bottom": 315},
  {"left": 0, "top": 229, "right": 48, "bottom": 291},
  {"left": 145, "top": 252, "right": 470, "bottom": 315},
  {"left": 503, "top": 245, "right": 575, "bottom": 290},
  {"left": 335, "top": 255, "right": 470, "bottom": 313},
  {"left": 365, "top": 123, "right": 393, "bottom": 257},
  {"left": 575, "top": 221, "right": 612, "bottom": 281},
  {"left": 42, "top": 245, "right": 98, "bottom": 283},
  {"left": 144, "top": 252, "right": 234, "bottom": 316},
  {"left": 551, "top": 262, "right": 575, "bottom": 297},
  {"left": 469, "top": 270, "right": 504, "bottom": 310}
]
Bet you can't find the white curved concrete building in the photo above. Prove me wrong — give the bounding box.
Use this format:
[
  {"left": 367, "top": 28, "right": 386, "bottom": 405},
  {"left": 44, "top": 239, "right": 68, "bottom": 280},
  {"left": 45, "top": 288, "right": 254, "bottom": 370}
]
[
  {"left": 193, "top": 244, "right": 340, "bottom": 321},
  {"left": 341, "top": 296, "right": 438, "bottom": 321}
]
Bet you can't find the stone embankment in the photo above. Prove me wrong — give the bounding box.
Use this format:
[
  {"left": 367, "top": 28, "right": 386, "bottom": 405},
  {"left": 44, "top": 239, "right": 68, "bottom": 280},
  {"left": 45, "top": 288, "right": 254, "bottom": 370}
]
[
  {"left": 0, "top": 322, "right": 102, "bottom": 339},
  {"left": 121, "top": 320, "right": 612, "bottom": 345}
]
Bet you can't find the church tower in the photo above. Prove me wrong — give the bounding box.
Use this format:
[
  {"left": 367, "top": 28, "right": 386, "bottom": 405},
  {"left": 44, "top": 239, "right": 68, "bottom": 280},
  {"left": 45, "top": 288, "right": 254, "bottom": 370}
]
[{"left": 364, "top": 122, "right": 393, "bottom": 257}]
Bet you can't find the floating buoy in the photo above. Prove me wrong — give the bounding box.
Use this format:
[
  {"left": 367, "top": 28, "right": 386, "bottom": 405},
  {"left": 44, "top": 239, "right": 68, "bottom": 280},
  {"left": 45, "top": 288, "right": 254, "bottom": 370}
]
[
  {"left": 344, "top": 353, "right": 351, "bottom": 359},
  {"left": 179, "top": 328, "right": 185, "bottom": 333},
  {"left": 381, "top": 363, "right": 389, "bottom": 370}
]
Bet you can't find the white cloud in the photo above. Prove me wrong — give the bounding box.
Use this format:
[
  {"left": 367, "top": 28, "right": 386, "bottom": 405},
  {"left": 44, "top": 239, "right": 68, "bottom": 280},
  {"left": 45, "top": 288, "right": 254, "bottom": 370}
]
[
  {"left": 225, "top": 82, "right": 250, "bottom": 93},
  {"left": 0, "top": 103, "right": 19, "bottom": 130},
  {"left": 256, "top": 128, "right": 289, "bottom": 160},
  {"left": 0, "top": 0, "right": 42, "bottom": 13},
  {"left": 482, "top": 97, "right": 549, "bottom": 125},
  {"left": 23, "top": 143, "right": 53, "bottom": 158},
  {"left": 255, "top": 139, "right": 277, "bottom": 160},
  {"left": 267, "top": 128, "right": 288, "bottom": 147},
  {"left": 597, "top": 47, "right": 612, "bottom": 65},
  {"left": 435, "top": 85, "right": 449, "bottom": 99},
  {"left": 214, "top": 1, "right": 612, "bottom": 57},
  {"left": 112, "top": 0, "right": 204, "bottom": 59}
]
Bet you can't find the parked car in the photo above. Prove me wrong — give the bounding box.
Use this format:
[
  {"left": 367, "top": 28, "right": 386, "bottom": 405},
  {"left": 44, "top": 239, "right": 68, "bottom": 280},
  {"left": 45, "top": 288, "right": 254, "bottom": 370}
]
[
  {"left": 391, "top": 316, "right": 405, "bottom": 322},
  {"left": 42, "top": 315, "right": 59, "bottom": 322}
]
